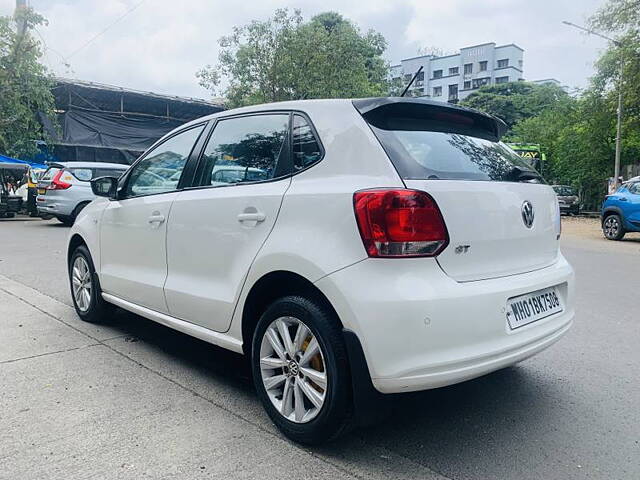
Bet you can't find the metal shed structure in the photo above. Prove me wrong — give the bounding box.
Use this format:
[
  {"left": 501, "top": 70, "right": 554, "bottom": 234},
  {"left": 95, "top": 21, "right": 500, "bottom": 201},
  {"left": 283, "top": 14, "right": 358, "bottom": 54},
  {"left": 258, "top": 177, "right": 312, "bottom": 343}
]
[{"left": 42, "top": 78, "right": 224, "bottom": 165}]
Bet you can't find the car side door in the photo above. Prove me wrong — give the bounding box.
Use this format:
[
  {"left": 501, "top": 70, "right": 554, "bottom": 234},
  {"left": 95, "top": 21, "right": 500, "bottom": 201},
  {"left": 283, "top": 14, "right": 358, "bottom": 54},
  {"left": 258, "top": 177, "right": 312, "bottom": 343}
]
[
  {"left": 99, "top": 124, "right": 205, "bottom": 313},
  {"left": 625, "top": 182, "right": 640, "bottom": 226},
  {"left": 164, "top": 113, "right": 292, "bottom": 332}
]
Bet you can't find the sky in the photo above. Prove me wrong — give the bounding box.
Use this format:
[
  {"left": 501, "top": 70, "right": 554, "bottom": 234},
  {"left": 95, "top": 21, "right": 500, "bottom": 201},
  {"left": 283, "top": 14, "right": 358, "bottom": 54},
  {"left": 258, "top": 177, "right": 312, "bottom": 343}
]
[{"left": 1, "top": 0, "right": 612, "bottom": 100}]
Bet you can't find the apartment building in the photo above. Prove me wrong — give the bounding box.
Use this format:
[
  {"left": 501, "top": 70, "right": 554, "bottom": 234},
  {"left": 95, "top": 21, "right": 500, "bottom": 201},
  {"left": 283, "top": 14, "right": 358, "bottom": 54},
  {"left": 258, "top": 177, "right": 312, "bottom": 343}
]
[{"left": 391, "top": 42, "right": 524, "bottom": 103}]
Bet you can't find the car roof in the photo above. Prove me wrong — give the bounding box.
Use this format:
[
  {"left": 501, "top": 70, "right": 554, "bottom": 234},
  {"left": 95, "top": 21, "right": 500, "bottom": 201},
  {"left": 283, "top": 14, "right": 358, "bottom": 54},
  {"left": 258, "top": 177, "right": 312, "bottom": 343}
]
[
  {"left": 176, "top": 97, "right": 507, "bottom": 137},
  {"left": 49, "top": 162, "right": 129, "bottom": 169}
]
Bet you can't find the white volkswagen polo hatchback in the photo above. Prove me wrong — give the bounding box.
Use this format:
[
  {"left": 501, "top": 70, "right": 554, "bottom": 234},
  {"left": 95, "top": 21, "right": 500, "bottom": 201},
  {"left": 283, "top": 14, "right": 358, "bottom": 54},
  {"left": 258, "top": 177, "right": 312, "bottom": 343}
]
[{"left": 67, "top": 98, "right": 574, "bottom": 444}]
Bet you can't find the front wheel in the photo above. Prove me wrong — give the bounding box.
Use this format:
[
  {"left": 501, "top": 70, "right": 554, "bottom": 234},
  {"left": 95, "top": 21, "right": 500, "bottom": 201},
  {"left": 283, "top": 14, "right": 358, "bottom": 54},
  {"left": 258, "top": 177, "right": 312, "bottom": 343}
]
[
  {"left": 69, "top": 245, "right": 114, "bottom": 322},
  {"left": 251, "top": 295, "right": 353, "bottom": 445},
  {"left": 603, "top": 214, "right": 625, "bottom": 240}
]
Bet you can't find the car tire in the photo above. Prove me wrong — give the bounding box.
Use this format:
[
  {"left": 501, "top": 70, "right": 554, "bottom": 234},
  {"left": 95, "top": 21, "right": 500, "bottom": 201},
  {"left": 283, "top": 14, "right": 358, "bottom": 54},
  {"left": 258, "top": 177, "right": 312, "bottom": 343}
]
[
  {"left": 603, "top": 214, "right": 625, "bottom": 240},
  {"left": 57, "top": 215, "right": 73, "bottom": 226},
  {"left": 69, "top": 245, "right": 114, "bottom": 323},
  {"left": 251, "top": 295, "right": 353, "bottom": 445}
]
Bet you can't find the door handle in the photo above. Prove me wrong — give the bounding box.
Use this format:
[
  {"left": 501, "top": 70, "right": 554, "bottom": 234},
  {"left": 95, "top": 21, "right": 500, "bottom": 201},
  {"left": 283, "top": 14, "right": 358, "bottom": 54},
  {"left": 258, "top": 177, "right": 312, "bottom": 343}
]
[
  {"left": 237, "top": 212, "right": 266, "bottom": 223},
  {"left": 619, "top": 197, "right": 628, "bottom": 202},
  {"left": 148, "top": 213, "right": 166, "bottom": 224}
]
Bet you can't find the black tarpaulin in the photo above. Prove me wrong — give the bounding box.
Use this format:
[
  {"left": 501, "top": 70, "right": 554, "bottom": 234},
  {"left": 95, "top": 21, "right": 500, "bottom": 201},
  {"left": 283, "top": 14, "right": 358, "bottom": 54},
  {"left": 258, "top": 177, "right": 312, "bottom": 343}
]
[{"left": 60, "top": 109, "right": 184, "bottom": 151}]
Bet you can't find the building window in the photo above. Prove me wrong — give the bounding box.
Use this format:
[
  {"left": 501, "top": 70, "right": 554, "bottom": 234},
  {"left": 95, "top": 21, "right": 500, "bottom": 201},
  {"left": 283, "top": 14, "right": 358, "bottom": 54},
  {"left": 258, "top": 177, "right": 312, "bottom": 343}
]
[
  {"left": 433, "top": 86, "right": 442, "bottom": 97},
  {"left": 404, "top": 74, "right": 412, "bottom": 82},
  {"left": 472, "top": 77, "right": 490, "bottom": 89},
  {"left": 433, "top": 69, "right": 443, "bottom": 79},
  {"left": 463, "top": 63, "right": 473, "bottom": 74},
  {"left": 449, "top": 66, "right": 459, "bottom": 75},
  {"left": 479, "top": 61, "right": 488, "bottom": 72},
  {"left": 497, "top": 58, "right": 509, "bottom": 68},
  {"left": 463, "top": 80, "right": 471, "bottom": 89},
  {"left": 417, "top": 71, "right": 424, "bottom": 81},
  {"left": 448, "top": 84, "right": 458, "bottom": 100},
  {"left": 496, "top": 76, "right": 509, "bottom": 84}
]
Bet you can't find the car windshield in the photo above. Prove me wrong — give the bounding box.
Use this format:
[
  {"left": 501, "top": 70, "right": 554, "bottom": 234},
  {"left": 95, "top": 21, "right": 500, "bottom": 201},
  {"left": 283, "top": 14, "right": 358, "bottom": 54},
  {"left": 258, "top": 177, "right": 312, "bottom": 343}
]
[
  {"left": 553, "top": 186, "right": 576, "bottom": 196},
  {"left": 41, "top": 167, "right": 60, "bottom": 181}
]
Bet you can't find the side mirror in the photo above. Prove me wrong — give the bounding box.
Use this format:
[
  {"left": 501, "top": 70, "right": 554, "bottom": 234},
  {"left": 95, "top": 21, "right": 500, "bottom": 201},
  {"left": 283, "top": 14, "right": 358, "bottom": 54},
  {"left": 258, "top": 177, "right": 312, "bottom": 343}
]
[{"left": 91, "top": 176, "right": 118, "bottom": 199}]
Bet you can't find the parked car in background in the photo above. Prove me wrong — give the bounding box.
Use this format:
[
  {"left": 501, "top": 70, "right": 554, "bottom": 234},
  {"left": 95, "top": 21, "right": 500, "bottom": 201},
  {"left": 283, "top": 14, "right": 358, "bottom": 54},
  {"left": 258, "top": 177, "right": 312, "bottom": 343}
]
[
  {"left": 37, "top": 162, "right": 129, "bottom": 225},
  {"left": 601, "top": 180, "right": 640, "bottom": 240},
  {"left": 67, "top": 97, "right": 574, "bottom": 444},
  {"left": 552, "top": 185, "right": 580, "bottom": 215}
]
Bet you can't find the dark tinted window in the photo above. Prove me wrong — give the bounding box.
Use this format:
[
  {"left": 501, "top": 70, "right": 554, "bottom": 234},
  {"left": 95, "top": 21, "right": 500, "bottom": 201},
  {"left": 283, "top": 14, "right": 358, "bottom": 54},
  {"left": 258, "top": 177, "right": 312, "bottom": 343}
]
[
  {"left": 199, "top": 114, "right": 289, "bottom": 186},
  {"left": 364, "top": 111, "right": 539, "bottom": 183},
  {"left": 94, "top": 168, "right": 127, "bottom": 179},
  {"left": 292, "top": 115, "right": 322, "bottom": 171},
  {"left": 126, "top": 125, "right": 204, "bottom": 197}
]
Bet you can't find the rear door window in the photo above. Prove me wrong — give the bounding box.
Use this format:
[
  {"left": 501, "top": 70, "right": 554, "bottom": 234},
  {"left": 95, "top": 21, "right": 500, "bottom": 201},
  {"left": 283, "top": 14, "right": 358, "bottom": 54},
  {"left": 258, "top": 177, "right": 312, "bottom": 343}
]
[{"left": 197, "top": 114, "right": 289, "bottom": 186}]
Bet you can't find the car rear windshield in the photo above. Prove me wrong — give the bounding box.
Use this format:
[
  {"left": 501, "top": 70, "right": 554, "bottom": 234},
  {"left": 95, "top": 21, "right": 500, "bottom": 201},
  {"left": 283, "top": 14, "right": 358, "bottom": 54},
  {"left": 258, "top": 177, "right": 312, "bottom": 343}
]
[
  {"left": 41, "top": 167, "right": 60, "bottom": 181},
  {"left": 363, "top": 109, "right": 542, "bottom": 183}
]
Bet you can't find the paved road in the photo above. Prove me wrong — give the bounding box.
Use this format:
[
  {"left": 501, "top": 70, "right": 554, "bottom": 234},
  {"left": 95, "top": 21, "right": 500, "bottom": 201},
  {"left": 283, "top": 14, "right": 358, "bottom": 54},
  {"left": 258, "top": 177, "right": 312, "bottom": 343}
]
[{"left": 1, "top": 216, "right": 639, "bottom": 479}]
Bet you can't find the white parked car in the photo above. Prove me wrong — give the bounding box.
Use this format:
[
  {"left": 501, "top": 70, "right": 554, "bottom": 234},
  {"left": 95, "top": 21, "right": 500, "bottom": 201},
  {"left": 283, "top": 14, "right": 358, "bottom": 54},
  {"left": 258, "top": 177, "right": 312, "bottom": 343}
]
[{"left": 67, "top": 98, "right": 574, "bottom": 444}]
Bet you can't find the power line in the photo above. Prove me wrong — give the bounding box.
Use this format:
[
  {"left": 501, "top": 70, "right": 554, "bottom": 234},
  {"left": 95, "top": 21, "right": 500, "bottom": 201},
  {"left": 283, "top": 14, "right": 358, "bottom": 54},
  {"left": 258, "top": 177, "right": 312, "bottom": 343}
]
[{"left": 66, "top": 0, "right": 147, "bottom": 60}]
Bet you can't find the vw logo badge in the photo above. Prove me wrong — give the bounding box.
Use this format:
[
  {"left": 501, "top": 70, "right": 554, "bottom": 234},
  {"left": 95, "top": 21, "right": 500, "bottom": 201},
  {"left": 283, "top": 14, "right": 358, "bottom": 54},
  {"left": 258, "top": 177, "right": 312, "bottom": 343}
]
[{"left": 522, "top": 201, "right": 535, "bottom": 228}]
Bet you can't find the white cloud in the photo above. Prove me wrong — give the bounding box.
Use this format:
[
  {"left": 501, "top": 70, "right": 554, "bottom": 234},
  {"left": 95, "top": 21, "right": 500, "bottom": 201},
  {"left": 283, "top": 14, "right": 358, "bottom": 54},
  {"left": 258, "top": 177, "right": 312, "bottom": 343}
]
[{"left": 0, "top": 0, "right": 609, "bottom": 99}]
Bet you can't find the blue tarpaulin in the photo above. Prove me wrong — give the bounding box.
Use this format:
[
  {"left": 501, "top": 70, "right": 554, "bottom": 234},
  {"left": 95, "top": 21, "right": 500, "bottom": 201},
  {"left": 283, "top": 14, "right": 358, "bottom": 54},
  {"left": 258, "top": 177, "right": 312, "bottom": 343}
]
[{"left": 0, "top": 154, "right": 48, "bottom": 170}]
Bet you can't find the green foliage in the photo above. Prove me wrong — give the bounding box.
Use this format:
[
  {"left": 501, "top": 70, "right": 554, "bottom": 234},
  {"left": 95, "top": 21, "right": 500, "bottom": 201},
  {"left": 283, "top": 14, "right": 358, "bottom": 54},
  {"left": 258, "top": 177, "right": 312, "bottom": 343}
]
[
  {"left": 0, "top": 7, "right": 56, "bottom": 158},
  {"left": 197, "top": 9, "right": 391, "bottom": 108},
  {"left": 460, "top": 82, "right": 570, "bottom": 129}
]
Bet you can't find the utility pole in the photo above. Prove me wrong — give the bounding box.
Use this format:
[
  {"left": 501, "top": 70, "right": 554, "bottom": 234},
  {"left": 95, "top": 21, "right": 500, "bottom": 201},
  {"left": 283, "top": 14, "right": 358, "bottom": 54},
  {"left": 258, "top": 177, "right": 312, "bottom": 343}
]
[
  {"left": 562, "top": 20, "right": 625, "bottom": 188},
  {"left": 15, "top": 0, "right": 28, "bottom": 36}
]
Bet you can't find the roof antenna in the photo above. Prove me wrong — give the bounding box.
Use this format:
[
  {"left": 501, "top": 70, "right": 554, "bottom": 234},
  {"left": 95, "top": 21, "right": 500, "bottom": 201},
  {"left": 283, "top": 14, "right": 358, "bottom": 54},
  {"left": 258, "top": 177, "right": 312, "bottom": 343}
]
[{"left": 400, "top": 66, "right": 423, "bottom": 97}]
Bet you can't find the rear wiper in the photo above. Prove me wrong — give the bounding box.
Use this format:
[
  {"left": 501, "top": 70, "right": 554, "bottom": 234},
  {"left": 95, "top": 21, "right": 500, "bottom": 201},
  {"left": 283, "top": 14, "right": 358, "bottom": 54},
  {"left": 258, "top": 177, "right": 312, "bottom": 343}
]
[{"left": 505, "top": 166, "right": 543, "bottom": 183}]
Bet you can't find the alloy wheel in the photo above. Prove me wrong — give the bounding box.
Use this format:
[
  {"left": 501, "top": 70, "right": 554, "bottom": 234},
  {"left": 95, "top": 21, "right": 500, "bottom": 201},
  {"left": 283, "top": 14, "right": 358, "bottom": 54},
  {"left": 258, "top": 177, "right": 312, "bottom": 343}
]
[
  {"left": 603, "top": 216, "right": 620, "bottom": 239},
  {"left": 259, "top": 316, "right": 327, "bottom": 423},
  {"left": 71, "top": 256, "right": 92, "bottom": 312}
]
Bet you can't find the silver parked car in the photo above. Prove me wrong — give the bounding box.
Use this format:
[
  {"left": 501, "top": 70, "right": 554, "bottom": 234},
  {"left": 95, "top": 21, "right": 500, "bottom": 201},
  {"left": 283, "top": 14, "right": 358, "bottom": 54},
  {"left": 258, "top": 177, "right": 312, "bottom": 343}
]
[{"left": 37, "top": 162, "right": 129, "bottom": 225}]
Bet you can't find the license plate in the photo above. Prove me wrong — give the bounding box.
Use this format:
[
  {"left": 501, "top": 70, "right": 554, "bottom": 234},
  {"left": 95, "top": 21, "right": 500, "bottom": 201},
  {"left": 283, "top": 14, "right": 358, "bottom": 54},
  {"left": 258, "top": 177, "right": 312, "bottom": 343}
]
[
  {"left": 506, "top": 286, "right": 563, "bottom": 329},
  {"left": 37, "top": 188, "right": 46, "bottom": 195}
]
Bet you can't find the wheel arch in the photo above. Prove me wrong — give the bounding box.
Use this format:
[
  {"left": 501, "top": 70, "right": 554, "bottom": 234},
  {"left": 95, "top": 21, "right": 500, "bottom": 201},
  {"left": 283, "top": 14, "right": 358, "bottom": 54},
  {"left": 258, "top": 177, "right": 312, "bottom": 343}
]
[
  {"left": 602, "top": 206, "right": 623, "bottom": 224},
  {"left": 67, "top": 233, "right": 88, "bottom": 265},
  {"left": 240, "top": 270, "right": 343, "bottom": 356}
]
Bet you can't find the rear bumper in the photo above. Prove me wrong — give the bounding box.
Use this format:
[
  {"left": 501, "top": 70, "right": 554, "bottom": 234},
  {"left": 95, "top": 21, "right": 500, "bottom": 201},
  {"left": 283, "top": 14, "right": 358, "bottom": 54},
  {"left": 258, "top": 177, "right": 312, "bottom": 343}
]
[
  {"left": 316, "top": 254, "right": 574, "bottom": 394},
  {"left": 36, "top": 195, "right": 74, "bottom": 217}
]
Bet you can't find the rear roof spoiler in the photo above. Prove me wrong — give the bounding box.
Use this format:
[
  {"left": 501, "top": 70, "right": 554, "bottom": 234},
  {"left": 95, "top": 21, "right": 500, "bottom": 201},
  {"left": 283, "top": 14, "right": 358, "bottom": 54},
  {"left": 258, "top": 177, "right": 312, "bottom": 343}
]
[{"left": 352, "top": 97, "right": 508, "bottom": 142}]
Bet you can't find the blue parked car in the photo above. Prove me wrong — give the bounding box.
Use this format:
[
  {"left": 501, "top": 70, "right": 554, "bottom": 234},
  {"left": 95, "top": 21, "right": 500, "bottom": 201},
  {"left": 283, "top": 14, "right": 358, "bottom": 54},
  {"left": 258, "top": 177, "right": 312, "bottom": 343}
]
[{"left": 601, "top": 180, "right": 640, "bottom": 240}]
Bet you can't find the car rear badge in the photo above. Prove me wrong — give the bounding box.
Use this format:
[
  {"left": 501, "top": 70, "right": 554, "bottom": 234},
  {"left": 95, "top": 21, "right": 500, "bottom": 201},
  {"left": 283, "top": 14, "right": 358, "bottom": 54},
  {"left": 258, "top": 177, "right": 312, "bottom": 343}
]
[{"left": 522, "top": 201, "right": 534, "bottom": 228}]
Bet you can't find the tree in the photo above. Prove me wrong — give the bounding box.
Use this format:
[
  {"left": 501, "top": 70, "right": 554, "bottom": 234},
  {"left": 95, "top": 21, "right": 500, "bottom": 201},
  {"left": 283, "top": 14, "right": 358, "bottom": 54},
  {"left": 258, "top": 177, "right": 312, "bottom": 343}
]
[
  {"left": 460, "top": 82, "right": 570, "bottom": 130},
  {"left": 0, "top": 7, "right": 56, "bottom": 158},
  {"left": 197, "top": 9, "right": 391, "bottom": 108}
]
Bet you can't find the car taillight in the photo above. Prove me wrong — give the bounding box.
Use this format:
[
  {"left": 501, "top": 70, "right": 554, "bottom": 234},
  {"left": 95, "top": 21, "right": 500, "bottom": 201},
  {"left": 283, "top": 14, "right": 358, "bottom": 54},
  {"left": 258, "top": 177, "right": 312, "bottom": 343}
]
[
  {"left": 48, "top": 170, "right": 72, "bottom": 190},
  {"left": 353, "top": 189, "right": 449, "bottom": 257}
]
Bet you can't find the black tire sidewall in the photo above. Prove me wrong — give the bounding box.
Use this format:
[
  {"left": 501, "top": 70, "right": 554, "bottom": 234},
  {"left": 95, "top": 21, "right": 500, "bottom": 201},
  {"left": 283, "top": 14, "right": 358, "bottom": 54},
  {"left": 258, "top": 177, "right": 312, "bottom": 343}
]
[
  {"left": 69, "top": 245, "right": 108, "bottom": 322},
  {"left": 251, "top": 295, "right": 352, "bottom": 445}
]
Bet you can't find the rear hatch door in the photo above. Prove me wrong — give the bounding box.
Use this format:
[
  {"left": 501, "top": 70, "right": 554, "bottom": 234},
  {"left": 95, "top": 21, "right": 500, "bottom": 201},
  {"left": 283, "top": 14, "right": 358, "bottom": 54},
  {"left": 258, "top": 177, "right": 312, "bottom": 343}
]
[{"left": 354, "top": 98, "right": 561, "bottom": 282}]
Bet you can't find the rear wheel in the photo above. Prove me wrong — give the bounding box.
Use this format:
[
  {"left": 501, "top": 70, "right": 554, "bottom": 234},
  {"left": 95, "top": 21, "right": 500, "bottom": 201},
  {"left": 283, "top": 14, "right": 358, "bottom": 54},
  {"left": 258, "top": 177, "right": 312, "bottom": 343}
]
[
  {"left": 57, "top": 215, "right": 73, "bottom": 226},
  {"left": 603, "top": 214, "right": 625, "bottom": 240},
  {"left": 69, "top": 245, "right": 114, "bottom": 322},
  {"left": 251, "top": 295, "right": 353, "bottom": 445}
]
